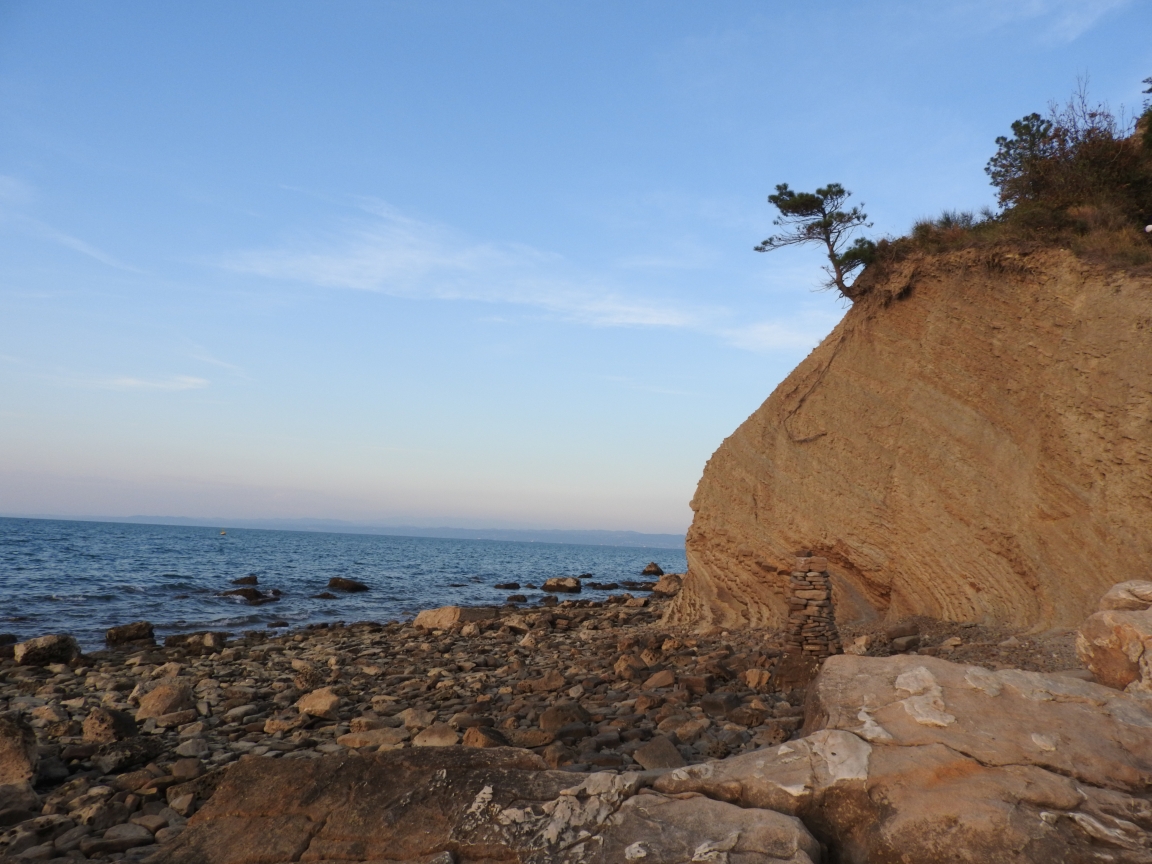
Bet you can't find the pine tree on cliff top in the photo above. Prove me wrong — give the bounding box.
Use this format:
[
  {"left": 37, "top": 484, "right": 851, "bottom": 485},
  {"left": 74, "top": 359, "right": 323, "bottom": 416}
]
[{"left": 755, "top": 183, "right": 874, "bottom": 298}]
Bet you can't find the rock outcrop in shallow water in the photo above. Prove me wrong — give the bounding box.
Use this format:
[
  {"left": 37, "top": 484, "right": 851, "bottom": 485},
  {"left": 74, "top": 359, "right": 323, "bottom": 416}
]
[{"left": 668, "top": 248, "right": 1152, "bottom": 632}]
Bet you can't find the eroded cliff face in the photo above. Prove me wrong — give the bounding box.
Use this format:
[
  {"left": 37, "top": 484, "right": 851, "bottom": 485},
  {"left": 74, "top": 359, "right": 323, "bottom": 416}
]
[{"left": 668, "top": 248, "right": 1152, "bottom": 631}]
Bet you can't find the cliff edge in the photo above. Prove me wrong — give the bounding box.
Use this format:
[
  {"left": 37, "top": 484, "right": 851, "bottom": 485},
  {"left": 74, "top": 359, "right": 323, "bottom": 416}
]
[{"left": 667, "top": 247, "right": 1152, "bottom": 631}]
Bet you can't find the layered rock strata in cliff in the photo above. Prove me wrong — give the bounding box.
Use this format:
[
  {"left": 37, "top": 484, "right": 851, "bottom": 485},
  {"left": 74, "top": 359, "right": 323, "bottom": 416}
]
[{"left": 668, "top": 248, "right": 1152, "bottom": 631}]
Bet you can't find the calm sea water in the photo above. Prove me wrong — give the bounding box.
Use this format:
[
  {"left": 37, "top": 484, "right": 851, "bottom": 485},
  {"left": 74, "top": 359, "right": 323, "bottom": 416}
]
[{"left": 0, "top": 518, "right": 686, "bottom": 649}]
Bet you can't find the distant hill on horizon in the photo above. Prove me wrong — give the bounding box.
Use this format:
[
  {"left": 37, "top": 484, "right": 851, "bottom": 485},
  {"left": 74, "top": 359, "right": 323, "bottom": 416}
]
[{"left": 5, "top": 514, "right": 686, "bottom": 550}]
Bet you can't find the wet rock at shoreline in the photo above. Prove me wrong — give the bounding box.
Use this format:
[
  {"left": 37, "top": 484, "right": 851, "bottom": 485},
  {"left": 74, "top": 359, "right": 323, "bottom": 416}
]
[
  {"left": 221, "top": 587, "right": 280, "bottom": 605},
  {"left": 1, "top": 575, "right": 1109, "bottom": 862},
  {"left": 413, "top": 605, "right": 497, "bottom": 630},
  {"left": 105, "top": 622, "right": 155, "bottom": 648},
  {"left": 13, "top": 634, "right": 79, "bottom": 667},
  {"left": 542, "top": 577, "right": 581, "bottom": 593}
]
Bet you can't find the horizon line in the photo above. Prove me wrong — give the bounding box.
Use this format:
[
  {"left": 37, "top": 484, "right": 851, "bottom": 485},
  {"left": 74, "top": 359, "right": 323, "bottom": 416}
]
[{"left": 0, "top": 513, "right": 688, "bottom": 550}]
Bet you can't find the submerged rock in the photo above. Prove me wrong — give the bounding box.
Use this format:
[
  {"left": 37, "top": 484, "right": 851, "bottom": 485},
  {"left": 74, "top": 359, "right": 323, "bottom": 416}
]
[{"left": 327, "top": 577, "right": 369, "bottom": 592}]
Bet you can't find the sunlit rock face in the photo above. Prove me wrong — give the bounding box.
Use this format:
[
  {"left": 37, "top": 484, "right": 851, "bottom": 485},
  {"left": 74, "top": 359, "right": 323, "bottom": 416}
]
[{"left": 668, "top": 248, "right": 1152, "bottom": 631}]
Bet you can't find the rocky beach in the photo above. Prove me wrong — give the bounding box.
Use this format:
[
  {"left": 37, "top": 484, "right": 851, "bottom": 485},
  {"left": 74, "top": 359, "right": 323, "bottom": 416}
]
[{"left": 6, "top": 558, "right": 1148, "bottom": 863}]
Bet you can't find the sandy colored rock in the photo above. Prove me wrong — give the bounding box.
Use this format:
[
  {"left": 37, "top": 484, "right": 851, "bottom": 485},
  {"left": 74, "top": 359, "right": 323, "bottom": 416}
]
[
  {"left": 668, "top": 249, "right": 1152, "bottom": 631},
  {"left": 658, "top": 653, "right": 1152, "bottom": 862},
  {"left": 542, "top": 577, "right": 581, "bottom": 593},
  {"left": 744, "top": 667, "right": 773, "bottom": 690},
  {"left": 82, "top": 708, "right": 137, "bottom": 744},
  {"left": 135, "top": 682, "right": 194, "bottom": 721},
  {"left": 1076, "top": 608, "right": 1152, "bottom": 690},
  {"left": 651, "top": 573, "right": 682, "bottom": 597},
  {"left": 600, "top": 792, "right": 818, "bottom": 864},
  {"left": 508, "top": 728, "right": 554, "bottom": 748},
  {"left": 398, "top": 707, "right": 435, "bottom": 730},
  {"left": 295, "top": 686, "right": 340, "bottom": 719},
  {"left": 336, "top": 727, "right": 409, "bottom": 749},
  {"left": 0, "top": 715, "right": 38, "bottom": 785},
  {"left": 641, "top": 669, "right": 675, "bottom": 690},
  {"left": 263, "top": 712, "right": 306, "bottom": 734},
  {"left": 523, "top": 669, "right": 565, "bottom": 693},
  {"left": 632, "top": 735, "right": 685, "bottom": 770},
  {"left": 1098, "top": 580, "right": 1152, "bottom": 612},
  {"left": 412, "top": 605, "right": 497, "bottom": 630},
  {"left": 461, "top": 725, "right": 508, "bottom": 748},
  {"left": 613, "top": 654, "right": 646, "bottom": 679},
  {"left": 412, "top": 723, "right": 459, "bottom": 747},
  {"left": 538, "top": 702, "right": 590, "bottom": 734}
]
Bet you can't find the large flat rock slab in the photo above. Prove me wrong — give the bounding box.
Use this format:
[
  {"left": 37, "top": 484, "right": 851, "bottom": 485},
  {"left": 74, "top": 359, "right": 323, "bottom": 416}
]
[
  {"left": 148, "top": 747, "right": 818, "bottom": 864},
  {"left": 656, "top": 654, "right": 1152, "bottom": 863}
]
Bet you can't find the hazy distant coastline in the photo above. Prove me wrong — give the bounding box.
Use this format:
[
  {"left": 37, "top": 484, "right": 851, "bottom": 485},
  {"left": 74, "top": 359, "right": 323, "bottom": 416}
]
[{"left": 4, "top": 514, "right": 686, "bottom": 549}]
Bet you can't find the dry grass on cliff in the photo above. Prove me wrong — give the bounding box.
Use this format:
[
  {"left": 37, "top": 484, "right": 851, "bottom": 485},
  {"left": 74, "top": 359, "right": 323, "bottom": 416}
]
[
  {"left": 856, "top": 97, "right": 1152, "bottom": 290},
  {"left": 868, "top": 203, "right": 1152, "bottom": 274}
]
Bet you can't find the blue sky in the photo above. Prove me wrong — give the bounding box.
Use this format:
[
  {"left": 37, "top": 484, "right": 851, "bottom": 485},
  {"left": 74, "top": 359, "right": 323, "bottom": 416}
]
[{"left": 1, "top": 1, "right": 1149, "bottom": 533}]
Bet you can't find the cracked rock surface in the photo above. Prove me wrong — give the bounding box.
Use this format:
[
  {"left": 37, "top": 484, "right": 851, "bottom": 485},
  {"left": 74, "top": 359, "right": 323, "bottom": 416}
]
[
  {"left": 148, "top": 748, "right": 819, "bottom": 864},
  {"left": 658, "top": 653, "right": 1152, "bottom": 863}
]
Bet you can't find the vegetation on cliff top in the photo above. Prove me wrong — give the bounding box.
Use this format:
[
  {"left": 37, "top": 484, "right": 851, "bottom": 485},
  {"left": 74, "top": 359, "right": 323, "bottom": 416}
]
[
  {"left": 753, "top": 183, "right": 875, "bottom": 295},
  {"left": 767, "top": 78, "right": 1152, "bottom": 301},
  {"left": 870, "top": 78, "right": 1152, "bottom": 287}
]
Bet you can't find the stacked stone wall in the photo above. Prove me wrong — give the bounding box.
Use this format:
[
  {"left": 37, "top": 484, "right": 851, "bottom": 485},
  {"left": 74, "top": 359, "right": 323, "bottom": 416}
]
[{"left": 783, "top": 556, "right": 842, "bottom": 657}]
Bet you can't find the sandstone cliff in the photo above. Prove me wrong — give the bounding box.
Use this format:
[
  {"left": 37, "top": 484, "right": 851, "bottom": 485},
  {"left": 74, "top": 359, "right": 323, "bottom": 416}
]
[{"left": 668, "top": 247, "right": 1152, "bottom": 631}]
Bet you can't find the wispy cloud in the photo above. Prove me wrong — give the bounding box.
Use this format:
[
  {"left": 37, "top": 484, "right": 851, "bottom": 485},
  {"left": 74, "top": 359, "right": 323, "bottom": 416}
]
[
  {"left": 956, "top": 0, "right": 1131, "bottom": 42},
  {"left": 222, "top": 200, "right": 710, "bottom": 329},
  {"left": 30, "top": 220, "right": 142, "bottom": 272},
  {"left": 0, "top": 175, "right": 35, "bottom": 206},
  {"left": 223, "top": 198, "right": 845, "bottom": 353},
  {"left": 184, "top": 341, "right": 247, "bottom": 375},
  {"left": 0, "top": 175, "right": 142, "bottom": 272},
  {"left": 97, "top": 376, "right": 209, "bottom": 392}
]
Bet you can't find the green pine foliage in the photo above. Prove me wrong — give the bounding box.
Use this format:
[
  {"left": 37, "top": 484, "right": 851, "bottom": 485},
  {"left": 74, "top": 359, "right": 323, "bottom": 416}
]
[{"left": 755, "top": 183, "right": 874, "bottom": 297}]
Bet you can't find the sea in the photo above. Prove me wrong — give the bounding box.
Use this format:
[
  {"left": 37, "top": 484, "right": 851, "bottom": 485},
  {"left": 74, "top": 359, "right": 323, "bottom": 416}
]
[{"left": 0, "top": 517, "right": 687, "bottom": 650}]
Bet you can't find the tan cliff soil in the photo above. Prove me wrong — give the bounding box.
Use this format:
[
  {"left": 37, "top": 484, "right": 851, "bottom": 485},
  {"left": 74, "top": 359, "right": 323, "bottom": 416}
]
[{"left": 668, "top": 247, "right": 1152, "bottom": 632}]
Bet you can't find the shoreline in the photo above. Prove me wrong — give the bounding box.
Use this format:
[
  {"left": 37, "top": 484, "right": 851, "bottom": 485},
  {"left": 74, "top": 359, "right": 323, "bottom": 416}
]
[{"left": 1, "top": 578, "right": 1085, "bottom": 861}]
